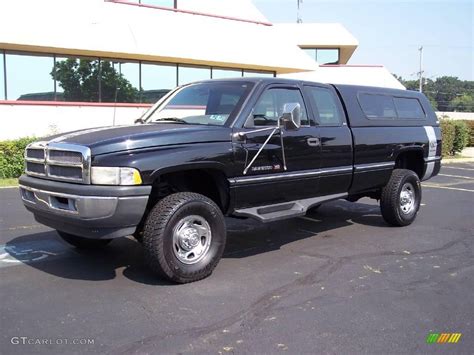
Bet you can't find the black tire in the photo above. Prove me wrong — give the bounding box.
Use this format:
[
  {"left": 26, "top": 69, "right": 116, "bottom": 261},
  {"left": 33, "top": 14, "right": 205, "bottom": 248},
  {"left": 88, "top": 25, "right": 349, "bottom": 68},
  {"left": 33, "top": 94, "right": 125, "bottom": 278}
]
[
  {"left": 380, "top": 169, "right": 422, "bottom": 226},
  {"left": 143, "top": 192, "right": 226, "bottom": 283},
  {"left": 57, "top": 231, "right": 112, "bottom": 249},
  {"left": 133, "top": 231, "right": 143, "bottom": 244}
]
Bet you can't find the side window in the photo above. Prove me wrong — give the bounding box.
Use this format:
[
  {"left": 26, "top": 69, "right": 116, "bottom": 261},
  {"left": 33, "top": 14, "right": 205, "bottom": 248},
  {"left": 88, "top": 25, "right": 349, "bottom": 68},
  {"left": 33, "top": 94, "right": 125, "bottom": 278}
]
[
  {"left": 358, "top": 93, "right": 397, "bottom": 119},
  {"left": 252, "top": 88, "right": 309, "bottom": 126},
  {"left": 393, "top": 97, "right": 425, "bottom": 119},
  {"left": 306, "top": 86, "right": 343, "bottom": 126}
]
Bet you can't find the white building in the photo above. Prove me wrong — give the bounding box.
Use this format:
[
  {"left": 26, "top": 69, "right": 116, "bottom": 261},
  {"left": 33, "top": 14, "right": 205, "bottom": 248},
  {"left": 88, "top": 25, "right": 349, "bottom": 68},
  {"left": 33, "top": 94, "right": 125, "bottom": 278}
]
[{"left": 0, "top": 0, "right": 403, "bottom": 139}]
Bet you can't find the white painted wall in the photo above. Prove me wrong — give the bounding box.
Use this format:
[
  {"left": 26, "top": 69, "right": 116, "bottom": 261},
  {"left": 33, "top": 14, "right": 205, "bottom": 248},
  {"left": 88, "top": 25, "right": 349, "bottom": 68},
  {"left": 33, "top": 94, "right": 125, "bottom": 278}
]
[
  {"left": 0, "top": 104, "right": 150, "bottom": 140},
  {"left": 436, "top": 112, "right": 474, "bottom": 120}
]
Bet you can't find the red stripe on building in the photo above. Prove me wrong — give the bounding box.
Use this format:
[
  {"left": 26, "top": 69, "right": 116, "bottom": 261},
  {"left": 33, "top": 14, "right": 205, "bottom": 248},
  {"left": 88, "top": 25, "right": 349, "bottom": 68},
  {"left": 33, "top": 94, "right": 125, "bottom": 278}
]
[
  {"left": 105, "top": 0, "right": 273, "bottom": 26},
  {"left": 0, "top": 100, "right": 153, "bottom": 108}
]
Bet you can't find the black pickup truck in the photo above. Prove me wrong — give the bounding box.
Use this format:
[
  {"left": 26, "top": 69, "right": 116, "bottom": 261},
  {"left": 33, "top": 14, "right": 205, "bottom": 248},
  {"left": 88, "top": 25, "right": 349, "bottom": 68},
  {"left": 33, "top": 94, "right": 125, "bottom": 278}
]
[{"left": 19, "top": 78, "right": 441, "bottom": 283}]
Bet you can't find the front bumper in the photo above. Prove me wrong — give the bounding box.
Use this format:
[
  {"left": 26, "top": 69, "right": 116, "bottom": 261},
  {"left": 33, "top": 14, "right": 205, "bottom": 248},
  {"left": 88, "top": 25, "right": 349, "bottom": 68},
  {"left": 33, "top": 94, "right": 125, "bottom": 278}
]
[{"left": 19, "top": 175, "right": 151, "bottom": 239}]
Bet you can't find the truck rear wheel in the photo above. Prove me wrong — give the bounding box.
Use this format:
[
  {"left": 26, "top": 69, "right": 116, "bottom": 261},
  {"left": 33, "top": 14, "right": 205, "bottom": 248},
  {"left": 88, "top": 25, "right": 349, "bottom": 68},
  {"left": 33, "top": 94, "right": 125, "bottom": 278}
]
[
  {"left": 57, "top": 231, "right": 112, "bottom": 249},
  {"left": 143, "top": 192, "right": 226, "bottom": 283},
  {"left": 380, "top": 169, "right": 421, "bottom": 226}
]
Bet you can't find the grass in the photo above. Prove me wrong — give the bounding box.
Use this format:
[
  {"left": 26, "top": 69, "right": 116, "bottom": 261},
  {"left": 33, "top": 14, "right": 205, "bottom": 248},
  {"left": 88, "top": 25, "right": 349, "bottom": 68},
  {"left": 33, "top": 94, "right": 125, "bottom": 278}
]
[
  {"left": 0, "top": 178, "right": 19, "bottom": 187},
  {"left": 444, "top": 154, "right": 470, "bottom": 159}
]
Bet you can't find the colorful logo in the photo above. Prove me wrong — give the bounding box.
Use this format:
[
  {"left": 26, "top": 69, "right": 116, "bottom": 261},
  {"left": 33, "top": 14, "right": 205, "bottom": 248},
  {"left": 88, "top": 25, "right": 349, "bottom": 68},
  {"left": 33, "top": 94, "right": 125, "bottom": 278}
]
[{"left": 426, "top": 333, "right": 462, "bottom": 344}]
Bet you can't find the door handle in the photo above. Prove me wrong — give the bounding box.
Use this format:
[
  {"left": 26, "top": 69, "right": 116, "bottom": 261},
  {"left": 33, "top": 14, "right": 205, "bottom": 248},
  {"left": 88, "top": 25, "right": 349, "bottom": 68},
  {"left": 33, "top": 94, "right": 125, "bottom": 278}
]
[{"left": 307, "top": 137, "right": 320, "bottom": 147}]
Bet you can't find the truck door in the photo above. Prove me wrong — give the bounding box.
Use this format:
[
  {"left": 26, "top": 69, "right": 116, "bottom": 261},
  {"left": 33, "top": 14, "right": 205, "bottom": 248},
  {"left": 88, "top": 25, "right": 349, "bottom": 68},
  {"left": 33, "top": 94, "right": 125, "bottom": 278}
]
[
  {"left": 232, "top": 84, "right": 321, "bottom": 208},
  {"left": 303, "top": 84, "right": 353, "bottom": 195}
]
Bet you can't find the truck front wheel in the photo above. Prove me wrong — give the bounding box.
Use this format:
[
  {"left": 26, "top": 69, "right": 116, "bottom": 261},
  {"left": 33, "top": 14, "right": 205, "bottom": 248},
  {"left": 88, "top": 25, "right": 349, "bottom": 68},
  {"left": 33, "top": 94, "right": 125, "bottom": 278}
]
[
  {"left": 143, "top": 192, "right": 226, "bottom": 283},
  {"left": 58, "top": 231, "right": 112, "bottom": 249},
  {"left": 380, "top": 169, "right": 422, "bottom": 226}
]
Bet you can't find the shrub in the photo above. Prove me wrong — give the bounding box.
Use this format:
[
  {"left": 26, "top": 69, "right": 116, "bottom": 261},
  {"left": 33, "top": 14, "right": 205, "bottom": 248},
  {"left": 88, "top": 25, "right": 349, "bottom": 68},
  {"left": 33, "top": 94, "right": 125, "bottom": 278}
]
[
  {"left": 452, "top": 120, "right": 470, "bottom": 154},
  {"left": 461, "top": 120, "right": 474, "bottom": 147},
  {"left": 440, "top": 119, "right": 455, "bottom": 156},
  {"left": 0, "top": 137, "right": 37, "bottom": 179}
]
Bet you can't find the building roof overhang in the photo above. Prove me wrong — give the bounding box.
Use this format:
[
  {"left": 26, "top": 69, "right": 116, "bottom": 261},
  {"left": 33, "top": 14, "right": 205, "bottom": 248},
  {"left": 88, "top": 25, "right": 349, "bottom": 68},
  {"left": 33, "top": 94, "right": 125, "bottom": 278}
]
[
  {"left": 0, "top": 0, "right": 319, "bottom": 74},
  {"left": 273, "top": 23, "right": 359, "bottom": 64}
]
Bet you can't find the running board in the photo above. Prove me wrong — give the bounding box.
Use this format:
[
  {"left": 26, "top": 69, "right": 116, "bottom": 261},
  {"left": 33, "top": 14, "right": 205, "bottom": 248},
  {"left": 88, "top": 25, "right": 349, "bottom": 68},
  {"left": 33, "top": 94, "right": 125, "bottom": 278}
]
[{"left": 233, "top": 193, "right": 347, "bottom": 223}]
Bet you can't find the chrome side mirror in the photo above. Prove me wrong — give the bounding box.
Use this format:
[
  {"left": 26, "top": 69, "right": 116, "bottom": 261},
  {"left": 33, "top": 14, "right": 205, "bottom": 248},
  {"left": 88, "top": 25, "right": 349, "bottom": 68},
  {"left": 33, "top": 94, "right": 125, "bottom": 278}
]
[{"left": 279, "top": 102, "right": 301, "bottom": 131}]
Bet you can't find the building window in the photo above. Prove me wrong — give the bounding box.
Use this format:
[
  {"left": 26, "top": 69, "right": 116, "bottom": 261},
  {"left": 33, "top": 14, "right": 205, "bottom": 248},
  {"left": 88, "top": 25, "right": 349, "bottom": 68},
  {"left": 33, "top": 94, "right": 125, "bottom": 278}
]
[
  {"left": 105, "top": 60, "right": 140, "bottom": 103},
  {"left": 141, "top": 62, "right": 176, "bottom": 103},
  {"left": 178, "top": 65, "right": 211, "bottom": 86},
  {"left": 0, "top": 49, "right": 278, "bottom": 104},
  {"left": 316, "top": 49, "right": 339, "bottom": 65},
  {"left": 53, "top": 56, "right": 101, "bottom": 102},
  {"left": 211, "top": 68, "right": 242, "bottom": 79},
  {"left": 6, "top": 53, "right": 55, "bottom": 101},
  {"left": 111, "top": 60, "right": 140, "bottom": 89},
  {"left": 138, "top": 0, "right": 175, "bottom": 8},
  {"left": 0, "top": 51, "right": 5, "bottom": 100},
  {"left": 303, "top": 48, "right": 316, "bottom": 61},
  {"left": 52, "top": 57, "right": 141, "bottom": 102},
  {"left": 302, "top": 48, "right": 340, "bottom": 65},
  {"left": 243, "top": 70, "right": 274, "bottom": 78}
]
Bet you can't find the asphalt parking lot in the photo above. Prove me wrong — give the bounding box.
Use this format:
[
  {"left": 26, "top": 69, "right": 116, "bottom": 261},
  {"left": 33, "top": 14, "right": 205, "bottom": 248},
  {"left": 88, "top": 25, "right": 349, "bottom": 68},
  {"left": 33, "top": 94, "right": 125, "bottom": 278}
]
[{"left": 1, "top": 162, "right": 473, "bottom": 354}]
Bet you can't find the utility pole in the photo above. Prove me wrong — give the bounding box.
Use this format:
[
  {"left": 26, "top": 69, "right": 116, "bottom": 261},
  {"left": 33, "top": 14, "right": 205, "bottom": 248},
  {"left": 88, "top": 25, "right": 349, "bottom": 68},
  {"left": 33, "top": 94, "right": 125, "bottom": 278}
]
[
  {"left": 297, "top": 0, "right": 303, "bottom": 23},
  {"left": 418, "top": 46, "right": 424, "bottom": 92}
]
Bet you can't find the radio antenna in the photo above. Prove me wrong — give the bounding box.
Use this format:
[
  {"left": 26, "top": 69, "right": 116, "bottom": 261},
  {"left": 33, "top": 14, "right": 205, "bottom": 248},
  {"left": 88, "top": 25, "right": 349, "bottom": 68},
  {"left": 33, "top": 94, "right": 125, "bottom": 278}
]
[{"left": 297, "top": 0, "right": 303, "bottom": 23}]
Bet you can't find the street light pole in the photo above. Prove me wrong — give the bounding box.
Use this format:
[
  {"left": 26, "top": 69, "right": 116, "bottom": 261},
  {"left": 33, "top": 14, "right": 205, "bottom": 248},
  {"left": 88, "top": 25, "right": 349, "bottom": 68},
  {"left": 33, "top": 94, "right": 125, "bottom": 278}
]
[{"left": 418, "top": 46, "right": 424, "bottom": 92}]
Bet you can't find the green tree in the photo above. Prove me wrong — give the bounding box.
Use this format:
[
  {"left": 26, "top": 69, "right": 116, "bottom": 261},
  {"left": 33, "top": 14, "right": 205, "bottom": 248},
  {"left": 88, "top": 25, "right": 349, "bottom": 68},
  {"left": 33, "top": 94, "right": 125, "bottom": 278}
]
[
  {"left": 430, "top": 76, "right": 464, "bottom": 111},
  {"left": 450, "top": 94, "right": 474, "bottom": 112},
  {"left": 51, "top": 59, "right": 138, "bottom": 102},
  {"left": 395, "top": 75, "right": 474, "bottom": 112}
]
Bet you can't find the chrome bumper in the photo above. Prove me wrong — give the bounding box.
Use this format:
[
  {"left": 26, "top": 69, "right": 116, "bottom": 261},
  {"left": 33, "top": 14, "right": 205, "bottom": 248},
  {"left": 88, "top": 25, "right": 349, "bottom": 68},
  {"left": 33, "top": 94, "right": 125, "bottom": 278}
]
[{"left": 19, "top": 175, "right": 151, "bottom": 239}]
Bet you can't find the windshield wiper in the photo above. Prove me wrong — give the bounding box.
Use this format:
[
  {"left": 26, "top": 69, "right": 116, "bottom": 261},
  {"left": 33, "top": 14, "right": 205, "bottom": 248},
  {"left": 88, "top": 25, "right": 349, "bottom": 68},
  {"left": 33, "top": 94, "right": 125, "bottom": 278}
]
[{"left": 153, "top": 117, "right": 189, "bottom": 124}]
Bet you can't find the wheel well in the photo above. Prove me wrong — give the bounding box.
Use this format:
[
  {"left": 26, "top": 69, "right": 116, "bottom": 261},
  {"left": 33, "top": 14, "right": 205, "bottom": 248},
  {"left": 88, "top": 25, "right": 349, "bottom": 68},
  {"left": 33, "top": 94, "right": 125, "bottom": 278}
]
[
  {"left": 148, "top": 169, "right": 230, "bottom": 213},
  {"left": 395, "top": 150, "right": 424, "bottom": 179}
]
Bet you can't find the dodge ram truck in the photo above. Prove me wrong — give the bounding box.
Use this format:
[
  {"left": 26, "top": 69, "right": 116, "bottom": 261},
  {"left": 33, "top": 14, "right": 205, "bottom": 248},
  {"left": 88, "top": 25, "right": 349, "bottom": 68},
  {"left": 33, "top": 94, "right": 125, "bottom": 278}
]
[{"left": 19, "top": 78, "right": 441, "bottom": 283}]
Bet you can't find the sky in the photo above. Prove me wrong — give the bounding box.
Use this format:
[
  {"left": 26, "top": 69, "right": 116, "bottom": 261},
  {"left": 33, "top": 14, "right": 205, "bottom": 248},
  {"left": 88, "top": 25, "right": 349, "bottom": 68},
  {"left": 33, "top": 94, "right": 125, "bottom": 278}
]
[{"left": 253, "top": 0, "right": 474, "bottom": 81}]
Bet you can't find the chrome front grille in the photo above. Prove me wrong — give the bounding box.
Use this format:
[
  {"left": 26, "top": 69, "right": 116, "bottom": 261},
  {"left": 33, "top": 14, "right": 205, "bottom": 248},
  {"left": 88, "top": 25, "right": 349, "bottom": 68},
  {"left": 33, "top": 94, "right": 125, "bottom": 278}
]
[
  {"left": 49, "top": 150, "right": 83, "bottom": 164},
  {"left": 25, "top": 142, "right": 91, "bottom": 184},
  {"left": 26, "top": 148, "right": 45, "bottom": 161}
]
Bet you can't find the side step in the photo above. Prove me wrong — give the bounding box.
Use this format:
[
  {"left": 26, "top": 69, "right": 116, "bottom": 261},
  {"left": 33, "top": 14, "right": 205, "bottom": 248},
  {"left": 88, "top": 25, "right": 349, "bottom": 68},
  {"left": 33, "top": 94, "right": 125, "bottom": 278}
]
[{"left": 233, "top": 193, "right": 347, "bottom": 223}]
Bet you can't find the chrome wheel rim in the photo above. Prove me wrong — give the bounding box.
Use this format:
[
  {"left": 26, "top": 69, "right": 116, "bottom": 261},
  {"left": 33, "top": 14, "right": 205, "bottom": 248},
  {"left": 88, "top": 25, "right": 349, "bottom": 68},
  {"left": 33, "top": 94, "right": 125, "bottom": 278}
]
[
  {"left": 172, "top": 215, "right": 212, "bottom": 264},
  {"left": 400, "top": 182, "right": 416, "bottom": 214}
]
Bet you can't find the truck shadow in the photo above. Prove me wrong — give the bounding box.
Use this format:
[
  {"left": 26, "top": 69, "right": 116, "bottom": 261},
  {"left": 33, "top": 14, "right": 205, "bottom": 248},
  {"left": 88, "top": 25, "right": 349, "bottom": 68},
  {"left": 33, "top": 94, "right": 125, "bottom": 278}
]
[{"left": 5, "top": 200, "right": 384, "bottom": 285}]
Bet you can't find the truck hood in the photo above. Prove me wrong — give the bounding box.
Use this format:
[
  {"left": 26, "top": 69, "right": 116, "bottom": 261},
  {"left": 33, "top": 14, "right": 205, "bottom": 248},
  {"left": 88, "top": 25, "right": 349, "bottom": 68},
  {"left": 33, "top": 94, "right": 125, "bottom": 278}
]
[{"left": 46, "top": 124, "right": 232, "bottom": 155}]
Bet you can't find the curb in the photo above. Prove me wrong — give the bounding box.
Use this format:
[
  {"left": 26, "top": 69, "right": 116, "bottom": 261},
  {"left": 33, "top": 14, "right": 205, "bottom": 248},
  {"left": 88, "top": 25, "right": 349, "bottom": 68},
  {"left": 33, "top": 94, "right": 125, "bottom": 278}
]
[
  {"left": 442, "top": 158, "right": 474, "bottom": 164},
  {"left": 0, "top": 186, "right": 19, "bottom": 189}
]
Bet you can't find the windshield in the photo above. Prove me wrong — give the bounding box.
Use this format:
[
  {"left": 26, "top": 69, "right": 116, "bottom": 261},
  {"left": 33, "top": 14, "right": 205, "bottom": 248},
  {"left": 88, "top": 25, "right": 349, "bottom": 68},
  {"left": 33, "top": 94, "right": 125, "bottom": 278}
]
[{"left": 146, "top": 82, "right": 254, "bottom": 126}]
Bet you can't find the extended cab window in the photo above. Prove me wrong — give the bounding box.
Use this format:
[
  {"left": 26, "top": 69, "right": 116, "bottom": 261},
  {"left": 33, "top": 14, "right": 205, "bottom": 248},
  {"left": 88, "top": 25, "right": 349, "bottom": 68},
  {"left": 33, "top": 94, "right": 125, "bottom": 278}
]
[
  {"left": 251, "top": 88, "right": 309, "bottom": 126},
  {"left": 147, "top": 82, "right": 253, "bottom": 126},
  {"left": 393, "top": 97, "right": 425, "bottom": 119},
  {"left": 306, "top": 86, "right": 343, "bottom": 126},
  {"left": 358, "top": 93, "right": 397, "bottom": 119}
]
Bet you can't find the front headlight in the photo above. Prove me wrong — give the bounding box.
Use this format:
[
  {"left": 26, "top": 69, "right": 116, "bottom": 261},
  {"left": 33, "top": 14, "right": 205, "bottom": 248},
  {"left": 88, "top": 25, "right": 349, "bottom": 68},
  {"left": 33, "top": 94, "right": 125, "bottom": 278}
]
[{"left": 91, "top": 167, "right": 142, "bottom": 185}]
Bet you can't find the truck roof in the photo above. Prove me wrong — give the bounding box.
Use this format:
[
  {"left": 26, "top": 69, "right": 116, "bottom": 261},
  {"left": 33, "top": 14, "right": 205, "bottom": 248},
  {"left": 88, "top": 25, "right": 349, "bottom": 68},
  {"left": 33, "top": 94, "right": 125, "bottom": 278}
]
[{"left": 195, "top": 77, "right": 419, "bottom": 98}]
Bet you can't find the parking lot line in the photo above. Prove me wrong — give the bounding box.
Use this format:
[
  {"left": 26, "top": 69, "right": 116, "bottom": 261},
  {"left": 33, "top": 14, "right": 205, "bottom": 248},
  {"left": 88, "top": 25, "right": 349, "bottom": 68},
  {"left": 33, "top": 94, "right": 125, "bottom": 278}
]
[
  {"left": 442, "top": 166, "right": 474, "bottom": 171},
  {"left": 438, "top": 174, "right": 474, "bottom": 180},
  {"left": 422, "top": 184, "right": 474, "bottom": 193}
]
